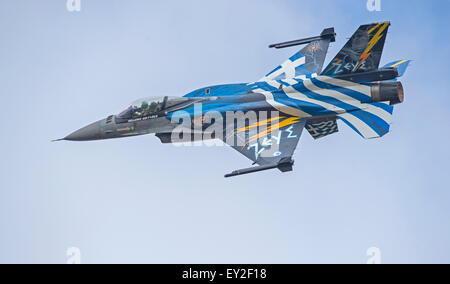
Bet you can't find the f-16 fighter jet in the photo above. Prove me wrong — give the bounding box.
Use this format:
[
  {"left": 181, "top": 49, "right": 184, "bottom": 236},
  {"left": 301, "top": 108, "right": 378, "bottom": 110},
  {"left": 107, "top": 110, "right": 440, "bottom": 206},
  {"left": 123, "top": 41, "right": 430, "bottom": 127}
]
[{"left": 57, "top": 22, "right": 410, "bottom": 177}]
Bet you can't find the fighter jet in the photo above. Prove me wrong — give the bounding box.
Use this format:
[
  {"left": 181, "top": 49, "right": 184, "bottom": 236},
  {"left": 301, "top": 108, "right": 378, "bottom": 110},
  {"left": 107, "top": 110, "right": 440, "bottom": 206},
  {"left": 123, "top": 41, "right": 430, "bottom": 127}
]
[{"left": 57, "top": 22, "right": 410, "bottom": 177}]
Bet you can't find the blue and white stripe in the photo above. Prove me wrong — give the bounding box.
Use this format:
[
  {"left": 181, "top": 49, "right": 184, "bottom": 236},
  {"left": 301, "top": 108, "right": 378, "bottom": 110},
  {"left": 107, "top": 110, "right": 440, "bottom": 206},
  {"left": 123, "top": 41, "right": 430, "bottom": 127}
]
[
  {"left": 255, "top": 76, "right": 394, "bottom": 139},
  {"left": 260, "top": 51, "right": 316, "bottom": 81}
]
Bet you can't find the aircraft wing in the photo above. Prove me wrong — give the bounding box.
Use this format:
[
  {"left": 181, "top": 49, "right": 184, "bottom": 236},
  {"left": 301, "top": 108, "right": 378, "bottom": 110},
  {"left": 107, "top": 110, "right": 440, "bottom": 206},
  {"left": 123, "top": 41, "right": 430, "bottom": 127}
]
[
  {"left": 260, "top": 28, "right": 335, "bottom": 81},
  {"left": 222, "top": 115, "right": 306, "bottom": 177}
]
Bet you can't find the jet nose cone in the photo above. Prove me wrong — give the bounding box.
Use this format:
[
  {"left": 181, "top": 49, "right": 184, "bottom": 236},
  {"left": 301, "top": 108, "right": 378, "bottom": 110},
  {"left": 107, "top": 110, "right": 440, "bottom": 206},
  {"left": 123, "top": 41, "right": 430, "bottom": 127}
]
[{"left": 64, "top": 120, "right": 103, "bottom": 141}]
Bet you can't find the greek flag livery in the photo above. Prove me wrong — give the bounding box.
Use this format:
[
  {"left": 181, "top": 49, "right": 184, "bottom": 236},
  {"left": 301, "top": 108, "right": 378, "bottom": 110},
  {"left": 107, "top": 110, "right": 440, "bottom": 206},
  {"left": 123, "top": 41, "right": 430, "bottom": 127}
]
[{"left": 61, "top": 22, "right": 410, "bottom": 178}]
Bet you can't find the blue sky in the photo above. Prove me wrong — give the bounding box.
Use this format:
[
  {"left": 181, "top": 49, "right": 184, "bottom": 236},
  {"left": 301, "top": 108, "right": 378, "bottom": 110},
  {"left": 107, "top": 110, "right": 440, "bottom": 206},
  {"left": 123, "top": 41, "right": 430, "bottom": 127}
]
[{"left": 1, "top": 0, "right": 450, "bottom": 263}]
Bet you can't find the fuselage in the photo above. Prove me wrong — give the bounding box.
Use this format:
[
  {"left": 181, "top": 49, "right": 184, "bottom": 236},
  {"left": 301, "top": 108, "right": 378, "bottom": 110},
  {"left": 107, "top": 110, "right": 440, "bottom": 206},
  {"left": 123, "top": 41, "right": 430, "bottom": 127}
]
[
  {"left": 56, "top": 21, "right": 409, "bottom": 178},
  {"left": 62, "top": 74, "right": 403, "bottom": 142}
]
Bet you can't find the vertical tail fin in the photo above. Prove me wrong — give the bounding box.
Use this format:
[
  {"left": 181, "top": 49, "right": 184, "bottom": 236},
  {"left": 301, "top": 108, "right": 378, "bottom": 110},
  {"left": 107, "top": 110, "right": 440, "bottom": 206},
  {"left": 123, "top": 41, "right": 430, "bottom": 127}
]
[{"left": 322, "top": 22, "right": 391, "bottom": 76}]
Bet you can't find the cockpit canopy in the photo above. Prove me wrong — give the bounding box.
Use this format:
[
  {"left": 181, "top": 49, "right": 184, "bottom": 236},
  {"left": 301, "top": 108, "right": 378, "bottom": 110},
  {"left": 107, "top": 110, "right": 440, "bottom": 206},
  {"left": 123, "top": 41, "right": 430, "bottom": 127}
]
[{"left": 116, "top": 96, "right": 189, "bottom": 120}]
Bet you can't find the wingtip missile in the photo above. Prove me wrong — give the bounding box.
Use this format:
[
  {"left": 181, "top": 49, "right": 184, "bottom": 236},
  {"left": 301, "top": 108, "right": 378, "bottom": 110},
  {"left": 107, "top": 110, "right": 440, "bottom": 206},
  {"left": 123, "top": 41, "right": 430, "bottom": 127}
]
[
  {"left": 269, "top": 27, "right": 336, "bottom": 49},
  {"left": 224, "top": 158, "right": 294, "bottom": 178}
]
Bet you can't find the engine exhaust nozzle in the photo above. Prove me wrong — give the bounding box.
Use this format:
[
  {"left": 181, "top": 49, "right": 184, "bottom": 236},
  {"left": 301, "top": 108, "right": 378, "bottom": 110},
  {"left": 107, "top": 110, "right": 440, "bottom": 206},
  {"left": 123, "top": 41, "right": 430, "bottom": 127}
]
[{"left": 371, "top": 82, "right": 404, "bottom": 105}]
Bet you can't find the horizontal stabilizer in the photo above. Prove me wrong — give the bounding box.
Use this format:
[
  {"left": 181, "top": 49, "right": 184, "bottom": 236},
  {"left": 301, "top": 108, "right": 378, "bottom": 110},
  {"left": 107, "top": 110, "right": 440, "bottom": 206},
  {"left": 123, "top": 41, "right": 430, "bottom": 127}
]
[
  {"left": 383, "top": 60, "right": 411, "bottom": 77},
  {"left": 337, "top": 103, "right": 394, "bottom": 139}
]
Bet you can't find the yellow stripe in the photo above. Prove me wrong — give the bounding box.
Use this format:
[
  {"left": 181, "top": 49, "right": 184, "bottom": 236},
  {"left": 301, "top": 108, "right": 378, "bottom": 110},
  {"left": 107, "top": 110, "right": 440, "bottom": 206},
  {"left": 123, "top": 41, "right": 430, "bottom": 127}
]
[
  {"left": 247, "top": 117, "right": 301, "bottom": 144},
  {"left": 368, "top": 22, "right": 390, "bottom": 34},
  {"left": 355, "top": 22, "right": 390, "bottom": 70},
  {"left": 234, "top": 117, "right": 284, "bottom": 134},
  {"left": 368, "top": 23, "right": 381, "bottom": 34},
  {"left": 390, "top": 59, "right": 408, "bottom": 68}
]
